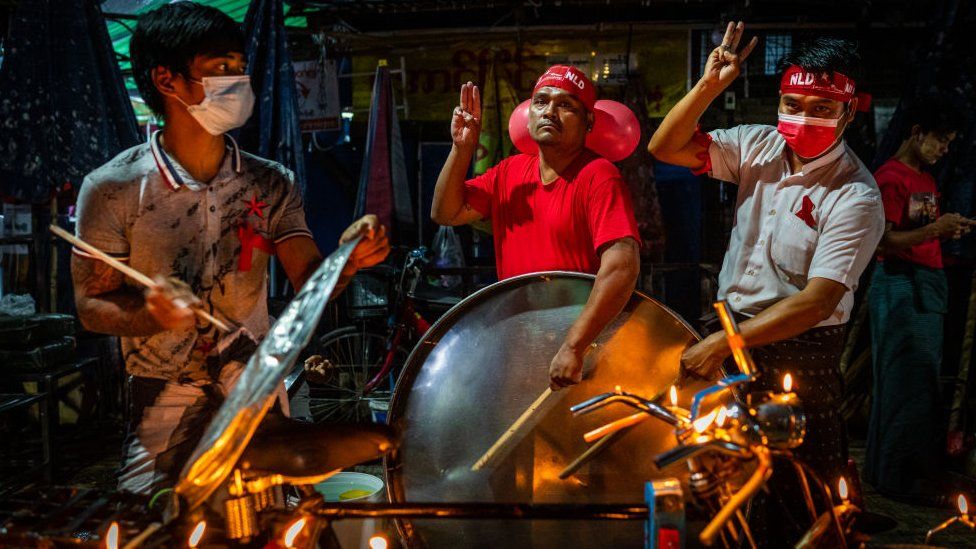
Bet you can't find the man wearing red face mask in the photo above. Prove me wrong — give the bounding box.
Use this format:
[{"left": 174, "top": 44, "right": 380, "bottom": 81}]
[
  {"left": 650, "top": 25, "right": 884, "bottom": 495},
  {"left": 432, "top": 66, "right": 641, "bottom": 391}
]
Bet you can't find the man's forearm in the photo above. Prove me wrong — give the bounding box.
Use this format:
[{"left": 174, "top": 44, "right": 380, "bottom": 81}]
[
  {"left": 879, "top": 225, "right": 938, "bottom": 255},
  {"left": 648, "top": 80, "right": 723, "bottom": 158},
  {"left": 431, "top": 145, "right": 475, "bottom": 225},
  {"left": 292, "top": 252, "right": 356, "bottom": 299},
  {"left": 77, "top": 290, "right": 163, "bottom": 337},
  {"left": 72, "top": 255, "right": 163, "bottom": 337},
  {"left": 560, "top": 241, "right": 640, "bottom": 354},
  {"left": 736, "top": 281, "right": 844, "bottom": 349}
]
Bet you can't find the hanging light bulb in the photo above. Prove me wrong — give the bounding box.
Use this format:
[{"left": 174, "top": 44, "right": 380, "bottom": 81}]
[
  {"left": 369, "top": 535, "right": 389, "bottom": 549},
  {"left": 782, "top": 373, "right": 793, "bottom": 393},
  {"left": 105, "top": 522, "right": 119, "bottom": 549},
  {"left": 959, "top": 494, "right": 969, "bottom": 517},
  {"left": 188, "top": 520, "right": 206, "bottom": 548},
  {"left": 669, "top": 385, "right": 678, "bottom": 407},
  {"left": 283, "top": 517, "right": 307, "bottom": 548},
  {"left": 693, "top": 409, "right": 718, "bottom": 433},
  {"left": 716, "top": 406, "right": 728, "bottom": 428},
  {"left": 838, "top": 477, "right": 849, "bottom": 502}
]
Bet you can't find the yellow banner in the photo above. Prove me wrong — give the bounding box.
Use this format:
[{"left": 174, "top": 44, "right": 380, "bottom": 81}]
[
  {"left": 352, "top": 32, "right": 687, "bottom": 121},
  {"left": 474, "top": 63, "right": 520, "bottom": 175}
]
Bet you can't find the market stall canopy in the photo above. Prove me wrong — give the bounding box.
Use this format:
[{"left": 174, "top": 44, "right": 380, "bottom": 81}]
[
  {"left": 0, "top": 0, "right": 139, "bottom": 203},
  {"left": 237, "top": 0, "right": 307, "bottom": 195},
  {"left": 353, "top": 62, "right": 414, "bottom": 243}
]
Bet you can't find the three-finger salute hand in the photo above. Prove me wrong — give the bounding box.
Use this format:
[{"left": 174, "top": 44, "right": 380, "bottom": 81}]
[
  {"left": 451, "top": 81, "right": 482, "bottom": 149},
  {"left": 701, "top": 21, "right": 759, "bottom": 91}
]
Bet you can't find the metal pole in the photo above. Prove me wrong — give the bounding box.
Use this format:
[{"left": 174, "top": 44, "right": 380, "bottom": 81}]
[
  {"left": 948, "top": 268, "right": 976, "bottom": 438},
  {"left": 308, "top": 502, "right": 649, "bottom": 521},
  {"left": 417, "top": 141, "right": 424, "bottom": 247}
]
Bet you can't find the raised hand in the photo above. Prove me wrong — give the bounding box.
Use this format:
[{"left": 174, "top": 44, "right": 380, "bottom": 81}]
[
  {"left": 340, "top": 214, "right": 390, "bottom": 269},
  {"left": 701, "top": 21, "right": 758, "bottom": 91},
  {"left": 450, "top": 81, "right": 482, "bottom": 149}
]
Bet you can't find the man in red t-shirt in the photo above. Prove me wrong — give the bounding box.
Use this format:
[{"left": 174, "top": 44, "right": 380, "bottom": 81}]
[
  {"left": 431, "top": 65, "right": 641, "bottom": 390},
  {"left": 866, "top": 97, "right": 974, "bottom": 503}
]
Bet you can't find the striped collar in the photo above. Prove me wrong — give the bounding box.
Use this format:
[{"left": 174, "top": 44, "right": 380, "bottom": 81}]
[{"left": 149, "top": 130, "right": 243, "bottom": 191}]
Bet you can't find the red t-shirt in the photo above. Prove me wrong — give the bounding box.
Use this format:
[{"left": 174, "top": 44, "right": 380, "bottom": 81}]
[
  {"left": 874, "top": 158, "right": 942, "bottom": 268},
  {"left": 464, "top": 151, "right": 641, "bottom": 280}
]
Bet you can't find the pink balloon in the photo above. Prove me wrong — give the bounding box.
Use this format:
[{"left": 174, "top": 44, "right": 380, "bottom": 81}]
[
  {"left": 508, "top": 99, "right": 640, "bottom": 162},
  {"left": 587, "top": 100, "right": 641, "bottom": 162},
  {"left": 508, "top": 100, "right": 538, "bottom": 155}
]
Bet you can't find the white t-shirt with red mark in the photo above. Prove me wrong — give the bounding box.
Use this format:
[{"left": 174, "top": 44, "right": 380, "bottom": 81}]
[{"left": 706, "top": 124, "right": 885, "bottom": 326}]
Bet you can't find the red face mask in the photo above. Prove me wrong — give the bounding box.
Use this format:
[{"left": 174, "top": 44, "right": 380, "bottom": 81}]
[{"left": 776, "top": 112, "right": 844, "bottom": 159}]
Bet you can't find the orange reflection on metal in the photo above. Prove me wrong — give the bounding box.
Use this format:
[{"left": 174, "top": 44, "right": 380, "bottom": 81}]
[
  {"left": 177, "top": 403, "right": 275, "bottom": 510},
  {"left": 713, "top": 301, "right": 756, "bottom": 376}
]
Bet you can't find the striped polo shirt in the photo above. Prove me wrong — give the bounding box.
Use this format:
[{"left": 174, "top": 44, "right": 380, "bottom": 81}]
[{"left": 74, "top": 131, "right": 313, "bottom": 382}]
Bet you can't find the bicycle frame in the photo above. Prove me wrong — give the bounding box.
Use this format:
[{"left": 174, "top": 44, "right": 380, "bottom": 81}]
[{"left": 363, "top": 247, "right": 432, "bottom": 395}]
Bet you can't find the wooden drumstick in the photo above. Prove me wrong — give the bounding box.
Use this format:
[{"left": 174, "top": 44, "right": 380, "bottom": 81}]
[
  {"left": 583, "top": 412, "right": 648, "bottom": 444},
  {"left": 559, "top": 428, "right": 629, "bottom": 479},
  {"left": 471, "top": 387, "right": 555, "bottom": 471},
  {"left": 51, "top": 225, "right": 231, "bottom": 332}
]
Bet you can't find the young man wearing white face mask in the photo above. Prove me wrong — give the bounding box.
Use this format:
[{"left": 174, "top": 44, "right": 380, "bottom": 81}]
[
  {"left": 70, "top": 3, "right": 389, "bottom": 495},
  {"left": 649, "top": 24, "right": 884, "bottom": 520}
]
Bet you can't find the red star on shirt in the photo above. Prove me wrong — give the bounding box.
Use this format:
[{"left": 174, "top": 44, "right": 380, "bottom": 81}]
[{"left": 243, "top": 194, "right": 269, "bottom": 219}]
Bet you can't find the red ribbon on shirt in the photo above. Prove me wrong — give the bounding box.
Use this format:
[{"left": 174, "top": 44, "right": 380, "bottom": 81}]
[
  {"left": 795, "top": 195, "right": 817, "bottom": 229},
  {"left": 237, "top": 221, "right": 273, "bottom": 272}
]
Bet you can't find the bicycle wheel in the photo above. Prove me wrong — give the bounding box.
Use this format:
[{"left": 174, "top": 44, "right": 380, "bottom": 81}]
[{"left": 307, "top": 326, "right": 408, "bottom": 423}]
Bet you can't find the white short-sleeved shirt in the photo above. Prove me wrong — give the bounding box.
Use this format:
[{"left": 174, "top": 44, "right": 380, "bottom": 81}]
[{"left": 707, "top": 124, "right": 885, "bottom": 326}]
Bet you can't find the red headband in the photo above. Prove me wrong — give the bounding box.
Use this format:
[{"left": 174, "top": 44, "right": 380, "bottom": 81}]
[
  {"left": 780, "top": 65, "right": 871, "bottom": 112},
  {"left": 533, "top": 65, "right": 597, "bottom": 111},
  {"left": 780, "top": 65, "right": 856, "bottom": 102}
]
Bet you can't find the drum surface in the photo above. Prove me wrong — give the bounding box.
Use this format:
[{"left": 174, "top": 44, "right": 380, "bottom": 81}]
[{"left": 385, "top": 272, "right": 709, "bottom": 548}]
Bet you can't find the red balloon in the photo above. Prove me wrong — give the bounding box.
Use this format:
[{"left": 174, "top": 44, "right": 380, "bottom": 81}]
[{"left": 507, "top": 99, "right": 640, "bottom": 162}]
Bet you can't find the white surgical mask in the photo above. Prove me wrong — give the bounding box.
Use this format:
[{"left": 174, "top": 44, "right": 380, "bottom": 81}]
[{"left": 176, "top": 75, "right": 255, "bottom": 136}]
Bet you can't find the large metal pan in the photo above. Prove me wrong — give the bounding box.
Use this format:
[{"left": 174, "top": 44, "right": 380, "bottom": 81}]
[{"left": 385, "top": 272, "right": 709, "bottom": 548}]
